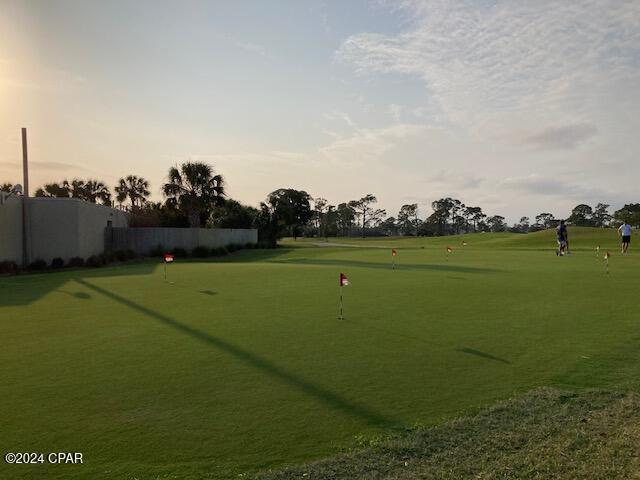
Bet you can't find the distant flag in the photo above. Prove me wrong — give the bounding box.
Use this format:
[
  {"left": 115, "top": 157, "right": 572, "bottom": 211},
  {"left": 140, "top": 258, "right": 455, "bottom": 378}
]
[
  {"left": 462, "top": 241, "right": 467, "bottom": 246},
  {"left": 392, "top": 249, "right": 397, "bottom": 257},
  {"left": 596, "top": 245, "right": 600, "bottom": 256},
  {"left": 604, "top": 251, "right": 610, "bottom": 260},
  {"left": 163, "top": 253, "right": 174, "bottom": 282},
  {"left": 604, "top": 251, "right": 610, "bottom": 274},
  {"left": 391, "top": 249, "right": 397, "bottom": 270},
  {"left": 338, "top": 273, "right": 349, "bottom": 319},
  {"left": 446, "top": 246, "right": 453, "bottom": 254}
]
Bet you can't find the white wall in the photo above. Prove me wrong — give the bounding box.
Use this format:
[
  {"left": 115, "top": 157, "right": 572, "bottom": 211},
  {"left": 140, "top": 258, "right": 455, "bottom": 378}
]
[
  {"left": 0, "top": 197, "right": 128, "bottom": 264},
  {"left": 0, "top": 194, "right": 23, "bottom": 263},
  {"left": 108, "top": 227, "right": 258, "bottom": 255}
]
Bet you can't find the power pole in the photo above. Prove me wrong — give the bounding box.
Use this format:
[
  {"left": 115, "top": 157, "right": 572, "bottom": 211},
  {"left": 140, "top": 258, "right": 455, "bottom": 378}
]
[{"left": 21, "top": 128, "right": 30, "bottom": 267}]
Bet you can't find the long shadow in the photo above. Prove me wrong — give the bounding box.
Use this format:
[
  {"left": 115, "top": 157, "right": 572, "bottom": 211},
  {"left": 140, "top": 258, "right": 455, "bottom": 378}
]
[
  {"left": 74, "top": 278, "right": 399, "bottom": 429},
  {"left": 457, "top": 347, "right": 511, "bottom": 364},
  {"left": 270, "top": 258, "right": 500, "bottom": 274}
]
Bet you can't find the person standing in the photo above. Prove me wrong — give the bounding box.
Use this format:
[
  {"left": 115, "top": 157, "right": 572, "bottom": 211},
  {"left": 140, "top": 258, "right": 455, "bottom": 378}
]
[
  {"left": 618, "top": 221, "right": 632, "bottom": 254},
  {"left": 556, "top": 220, "right": 568, "bottom": 256}
]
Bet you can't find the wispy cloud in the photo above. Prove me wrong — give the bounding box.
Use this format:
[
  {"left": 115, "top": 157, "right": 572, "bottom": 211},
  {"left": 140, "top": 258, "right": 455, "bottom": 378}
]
[
  {"left": 522, "top": 124, "right": 598, "bottom": 151},
  {"left": 337, "top": 1, "right": 640, "bottom": 132}
]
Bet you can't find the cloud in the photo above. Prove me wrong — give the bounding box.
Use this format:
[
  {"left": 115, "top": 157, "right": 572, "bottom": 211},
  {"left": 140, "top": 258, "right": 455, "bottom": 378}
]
[
  {"left": 336, "top": 1, "right": 640, "bottom": 128},
  {"left": 522, "top": 124, "right": 598, "bottom": 151},
  {"left": 318, "top": 123, "right": 430, "bottom": 166},
  {"left": 499, "top": 174, "right": 603, "bottom": 198},
  {"left": 0, "top": 161, "right": 89, "bottom": 172}
]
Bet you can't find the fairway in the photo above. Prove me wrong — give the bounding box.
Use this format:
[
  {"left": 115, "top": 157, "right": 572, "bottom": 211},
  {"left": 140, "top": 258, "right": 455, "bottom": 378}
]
[{"left": 1, "top": 228, "right": 639, "bottom": 479}]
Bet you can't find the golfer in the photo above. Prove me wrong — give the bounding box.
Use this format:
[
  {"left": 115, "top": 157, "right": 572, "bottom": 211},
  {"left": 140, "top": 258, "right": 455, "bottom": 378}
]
[
  {"left": 618, "top": 221, "right": 632, "bottom": 254},
  {"left": 556, "top": 220, "right": 568, "bottom": 256}
]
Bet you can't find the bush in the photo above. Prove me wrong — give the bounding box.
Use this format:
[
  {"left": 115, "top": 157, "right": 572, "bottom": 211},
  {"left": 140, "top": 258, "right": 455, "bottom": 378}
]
[
  {"left": 68, "top": 257, "right": 85, "bottom": 268},
  {"left": 85, "top": 255, "right": 105, "bottom": 268},
  {"left": 171, "top": 247, "right": 188, "bottom": 258},
  {"left": 28, "top": 259, "right": 47, "bottom": 271},
  {"left": 211, "top": 246, "right": 229, "bottom": 257},
  {"left": 245, "top": 242, "right": 258, "bottom": 249},
  {"left": 150, "top": 244, "right": 165, "bottom": 257},
  {"left": 226, "top": 244, "right": 239, "bottom": 253},
  {"left": 0, "top": 260, "right": 19, "bottom": 275},
  {"left": 192, "top": 246, "right": 210, "bottom": 258},
  {"left": 51, "top": 257, "right": 65, "bottom": 269}
]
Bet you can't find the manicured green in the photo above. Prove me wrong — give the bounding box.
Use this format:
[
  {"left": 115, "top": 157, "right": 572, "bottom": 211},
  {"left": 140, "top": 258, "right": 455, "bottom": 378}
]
[
  {"left": 0, "top": 228, "right": 638, "bottom": 479},
  {"left": 260, "top": 387, "right": 640, "bottom": 480}
]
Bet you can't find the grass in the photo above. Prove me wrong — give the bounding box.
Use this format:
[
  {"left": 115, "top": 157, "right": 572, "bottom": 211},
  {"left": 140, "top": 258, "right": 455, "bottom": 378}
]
[
  {"left": 259, "top": 387, "right": 640, "bottom": 479},
  {"left": 0, "top": 228, "right": 639, "bottom": 479}
]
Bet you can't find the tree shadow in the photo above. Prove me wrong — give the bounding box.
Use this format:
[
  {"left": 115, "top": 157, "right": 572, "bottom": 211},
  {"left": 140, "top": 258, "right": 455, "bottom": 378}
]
[
  {"left": 56, "top": 290, "right": 91, "bottom": 300},
  {"left": 199, "top": 290, "right": 216, "bottom": 296},
  {"left": 74, "top": 278, "right": 400, "bottom": 429},
  {"left": 0, "top": 262, "right": 157, "bottom": 306},
  {"left": 270, "top": 258, "right": 500, "bottom": 274},
  {"left": 456, "top": 347, "right": 511, "bottom": 364}
]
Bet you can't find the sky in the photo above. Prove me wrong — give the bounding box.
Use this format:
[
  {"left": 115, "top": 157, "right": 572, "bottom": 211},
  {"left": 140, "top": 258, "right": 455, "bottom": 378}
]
[{"left": 1, "top": 0, "right": 639, "bottom": 224}]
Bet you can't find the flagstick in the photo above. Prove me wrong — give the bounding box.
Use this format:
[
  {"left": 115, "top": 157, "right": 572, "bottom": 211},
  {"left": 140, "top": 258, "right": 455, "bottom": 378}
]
[
  {"left": 392, "top": 257, "right": 395, "bottom": 270},
  {"left": 164, "top": 261, "right": 167, "bottom": 282},
  {"left": 338, "top": 285, "right": 344, "bottom": 320}
]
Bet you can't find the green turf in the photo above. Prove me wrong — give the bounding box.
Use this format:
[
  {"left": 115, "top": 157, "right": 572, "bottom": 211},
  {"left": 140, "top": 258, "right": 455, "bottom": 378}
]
[{"left": 0, "top": 228, "right": 638, "bottom": 479}]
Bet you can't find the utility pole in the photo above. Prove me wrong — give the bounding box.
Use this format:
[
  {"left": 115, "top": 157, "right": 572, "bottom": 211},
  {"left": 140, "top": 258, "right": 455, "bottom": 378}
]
[{"left": 21, "top": 128, "right": 30, "bottom": 267}]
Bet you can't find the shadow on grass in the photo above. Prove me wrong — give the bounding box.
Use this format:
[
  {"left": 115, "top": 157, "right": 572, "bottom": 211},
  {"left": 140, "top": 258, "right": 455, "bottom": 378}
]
[
  {"left": 56, "top": 290, "right": 91, "bottom": 300},
  {"left": 270, "top": 258, "right": 500, "bottom": 274},
  {"left": 74, "top": 278, "right": 400, "bottom": 429},
  {"left": 457, "top": 347, "right": 511, "bottom": 364}
]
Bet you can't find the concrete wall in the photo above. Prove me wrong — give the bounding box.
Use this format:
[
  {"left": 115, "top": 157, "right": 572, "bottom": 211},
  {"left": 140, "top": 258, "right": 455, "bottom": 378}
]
[
  {"left": 107, "top": 227, "right": 258, "bottom": 255},
  {"left": 0, "top": 194, "right": 23, "bottom": 263},
  {"left": 0, "top": 197, "right": 128, "bottom": 264},
  {"left": 0, "top": 196, "right": 256, "bottom": 264}
]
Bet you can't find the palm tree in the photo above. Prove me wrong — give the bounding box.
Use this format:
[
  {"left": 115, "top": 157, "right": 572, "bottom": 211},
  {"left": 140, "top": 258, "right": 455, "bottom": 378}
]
[
  {"left": 81, "top": 179, "right": 112, "bottom": 205},
  {"left": 35, "top": 182, "right": 71, "bottom": 198},
  {"left": 163, "top": 162, "right": 225, "bottom": 227},
  {"left": 115, "top": 175, "right": 150, "bottom": 209}
]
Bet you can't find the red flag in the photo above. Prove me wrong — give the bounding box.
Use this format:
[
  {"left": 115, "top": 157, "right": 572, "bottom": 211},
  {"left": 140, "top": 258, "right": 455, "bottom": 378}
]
[
  {"left": 164, "top": 253, "right": 174, "bottom": 263},
  {"left": 339, "top": 273, "right": 349, "bottom": 286},
  {"left": 392, "top": 249, "right": 397, "bottom": 257}
]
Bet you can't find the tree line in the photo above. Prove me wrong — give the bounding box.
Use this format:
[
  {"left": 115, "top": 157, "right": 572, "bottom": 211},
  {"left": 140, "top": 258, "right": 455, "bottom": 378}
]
[{"left": 2, "top": 162, "right": 639, "bottom": 246}]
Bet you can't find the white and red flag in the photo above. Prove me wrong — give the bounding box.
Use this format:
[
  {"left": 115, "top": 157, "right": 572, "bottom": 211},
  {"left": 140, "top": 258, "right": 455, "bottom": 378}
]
[
  {"left": 164, "top": 253, "right": 175, "bottom": 263},
  {"left": 339, "top": 272, "right": 349, "bottom": 286},
  {"left": 392, "top": 249, "right": 397, "bottom": 257},
  {"left": 446, "top": 246, "right": 453, "bottom": 253}
]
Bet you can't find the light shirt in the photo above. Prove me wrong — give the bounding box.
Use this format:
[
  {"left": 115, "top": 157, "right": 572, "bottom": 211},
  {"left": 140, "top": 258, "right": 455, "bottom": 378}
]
[{"left": 619, "top": 223, "right": 632, "bottom": 236}]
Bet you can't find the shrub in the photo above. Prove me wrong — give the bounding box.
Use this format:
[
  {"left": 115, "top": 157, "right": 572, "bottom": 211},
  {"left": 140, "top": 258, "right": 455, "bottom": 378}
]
[
  {"left": 0, "top": 260, "right": 19, "bottom": 275},
  {"left": 101, "top": 251, "right": 116, "bottom": 264},
  {"left": 245, "top": 242, "right": 257, "bottom": 249},
  {"left": 171, "top": 247, "right": 188, "bottom": 258},
  {"left": 51, "top": 257, "right": 65, "bottom": 269},
  {"left": 150, "top": 244, "right": 165, "bottom": 257},
  {"left": 125, "top": 249, "right": 137, "bottom": 260},
  {"left": 211, "top": 246, "right": 229, "bottom": 257},
  {"left": 68, "top": 257, "right": 85, "bottom": 268},
  {"left": 192, "top": 246, "right": 210, "bottom": 258},
  {"left": 28, "top": 259, "right": 47, "bottom": 271},
  {"left": 85, "top": 255, "right": 105, "bottom": 268},
  {"left": 226, "top": 244, "right": 239, "bottom": 253}
]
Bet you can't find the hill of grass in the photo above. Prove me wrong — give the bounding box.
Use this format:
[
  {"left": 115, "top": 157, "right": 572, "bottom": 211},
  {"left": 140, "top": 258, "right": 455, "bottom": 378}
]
[
  {"left": 258, "top": 387, "right": 640, "bottom": 480},
  {"left": 285, "top": 227, "right": 634, "bottom": 252}
]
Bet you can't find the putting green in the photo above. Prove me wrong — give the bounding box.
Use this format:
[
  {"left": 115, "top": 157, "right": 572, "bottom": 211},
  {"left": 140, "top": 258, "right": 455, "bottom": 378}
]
[{"left": 0, "top": 228, "right": 638, "bottom": 479}]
